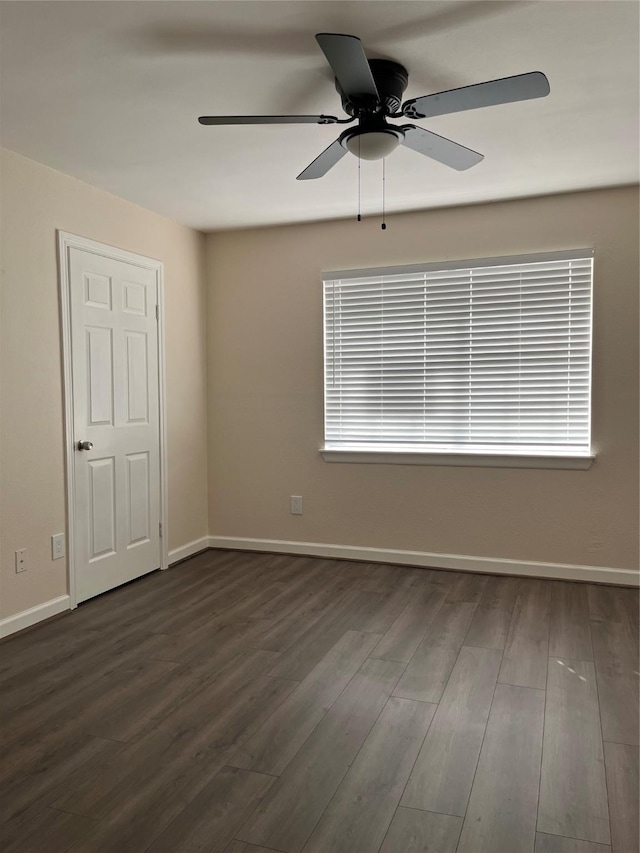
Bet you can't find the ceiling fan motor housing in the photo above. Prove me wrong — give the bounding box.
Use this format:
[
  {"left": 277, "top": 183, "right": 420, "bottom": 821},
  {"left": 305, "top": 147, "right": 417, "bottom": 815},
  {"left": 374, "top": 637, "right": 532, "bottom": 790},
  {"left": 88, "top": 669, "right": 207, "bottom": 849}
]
[{"left": 336, "top": 59, "right": 409, "bottom": 116}]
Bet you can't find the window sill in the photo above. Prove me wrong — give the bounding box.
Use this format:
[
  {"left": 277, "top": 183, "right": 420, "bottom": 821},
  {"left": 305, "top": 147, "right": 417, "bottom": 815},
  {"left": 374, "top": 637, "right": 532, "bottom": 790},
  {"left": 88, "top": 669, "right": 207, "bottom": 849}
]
[{"left": 320, "top": 447, "right": 595, "bottom": 470}]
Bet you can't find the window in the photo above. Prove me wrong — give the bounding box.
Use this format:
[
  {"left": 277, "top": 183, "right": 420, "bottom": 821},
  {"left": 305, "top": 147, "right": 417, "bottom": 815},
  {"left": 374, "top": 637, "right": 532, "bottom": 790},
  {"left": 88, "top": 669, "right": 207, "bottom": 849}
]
[{"left": 322, "top": 250, "right": 594, "bottom": 468}]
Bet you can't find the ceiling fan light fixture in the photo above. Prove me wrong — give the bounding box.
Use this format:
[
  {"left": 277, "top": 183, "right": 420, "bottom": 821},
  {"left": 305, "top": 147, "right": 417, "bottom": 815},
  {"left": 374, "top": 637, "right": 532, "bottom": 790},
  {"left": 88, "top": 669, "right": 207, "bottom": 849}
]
[{"left": 345, "top": 129, "right": 403, "bottom": 160}]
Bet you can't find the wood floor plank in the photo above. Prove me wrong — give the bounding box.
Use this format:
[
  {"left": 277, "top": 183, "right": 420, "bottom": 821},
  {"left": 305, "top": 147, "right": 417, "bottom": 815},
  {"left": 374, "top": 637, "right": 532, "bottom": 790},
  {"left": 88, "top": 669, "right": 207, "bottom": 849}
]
[
  {"left": 250, "top": 570, "right": 358, "bottom": 653},
  {"left": 150, "top": 618, "right": 272, "bottom": 667},
  {"left": 535, "top": 834, "right": 611, "bottom": 852},
  {"left": 155, "top": 576, "right": 276, "bottom": 636},
  {"left": 54, "top": 727, "right": 225, "bottom": 830},
  {"left": 370, "top": 585, "right": 447, "bottom": 662},
  {"left": 247, "top": 559, "right": 335, "bottom": 620},
  {"left": 405, "top": 567, "right": 447, "bottom": 587},
  {"left": 250, "top": 607, "right": 326, "bottom": 653},
  {"left": 237, "top": 657, "right": 405, "bottom": 853},
  {"left": 356, "top": 563, "right": 412, "bottom": 593},
  {"left": 0, "top": 657, "right": 177, "bottom": 758},
  {"left": 0, "top": 630, "right": 171, "bottom": 719},
  {"left": 422, "top": 601, "right": 478, "bottom": 650},
  {"left": 603, "top": 741, "right": 639, "bottom": 853},
  {"left": 231, "top": 630, "right": 381, "bottom": 775},
  {"left": 463, "top": 572, "right": 520, "bottom": 650},
  {"left": 549, "top": 582, "right": 593, "bottom": 660},
  {"left": 88, "top": 648, "right": 283, "bottom": 744},
  {"left": 499, "top": 580, "right": 551, "bottom": 689},
  {"left": 348, "top": 587, "right": 416, "bottom": 634},
  {"left": 477, "top": 575, "right": 520, "bottom": 609},
  {"left": 0, "top": 805, "right": 97, "bottom": 853},
  {"left": 463, "top": 606, "right": 513, "bottom": 649},
  {"left": 301, "top": 697, "right": 436, "bottom": 853},
  {"left": 421, "top": 569, "right": 462, "bottom": 590},
  {"left": 145, "top": 766, "right": 274, "bottom": 853},
  {"left": 0, "top": 733, "right": 123, "bottom": 824},
  {"left": 623, "top": 588, "right": 640, "bottom": 631},
  {"left": 457, "top": 683, "right": 545, "bottom": 852},
  {"left": 401, "top": 645, "right": 502, "bottom": 816},
  {"left": 378, "top": 808, "right": 462, "bottom": 853},
  {"left": 64, "top": 778, "right": 192, "bottom": 853},
  {"left": 0, "top": 624, "right": 104, "bottom": 684},
  {"left": 447, "top": 572, "right": 489, "bottom": 603},
  {"left": 393, "top": 602, "right": 476, "bottom": 703},
  {"left": 217, "top": 581, "right": 290, "bottom": 623},
  {"left": 266, "top": 591, "right": 383, "bottom": 681},
  {"left": 587, "top": 585, "right": 639, "bottom": 639},
  {"left": 225, "top": 843, "right": 282, "bottom": 853},
  {"left": 591, "top": 619, "right": 639, "bottom": 745},
  {"left": 394, "top": 646, "right": 460, "bottom": 705},
  {"left": 52, "top": 651, "right": 295, "bottom": 821},
  {"left": 152, "top": 671, "right": 296, "bottom": 766},
  {"left": 85, "top": 553, "right": 260, "bottom": 637},
  {"left": 57, "top": 716, "right": 283, "bottom": 851},
  {"left": 83, "top": 656, "right": 228, "bottom": 744},
  {"left": 537, "top": 657, "right": 610, "bottom": 845}
]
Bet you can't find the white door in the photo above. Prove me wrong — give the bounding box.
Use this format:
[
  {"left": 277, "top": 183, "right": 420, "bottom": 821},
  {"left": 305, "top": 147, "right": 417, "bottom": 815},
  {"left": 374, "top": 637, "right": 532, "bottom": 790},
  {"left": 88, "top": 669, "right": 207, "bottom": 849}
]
[{"left": 69, "top": 246, "right": 162, "bottom": 603}]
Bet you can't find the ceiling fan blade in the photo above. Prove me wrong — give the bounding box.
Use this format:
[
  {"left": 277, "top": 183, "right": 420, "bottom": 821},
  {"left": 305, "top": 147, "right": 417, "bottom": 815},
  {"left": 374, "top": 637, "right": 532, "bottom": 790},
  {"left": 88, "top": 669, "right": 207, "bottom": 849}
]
[
  {"left": 315, "top": 33, "right": 379, "bottom": 102},
  {"left": 198, "top": 114, "right": 343, "bottom": 125},
  {"left": 297, "top": 138, "right": 347, "bottom": 180},
  {"left": 401, "top": 125, "right": 483, "bottom": 171},
  {"left": 403, "top": 71, "right": 550, "bottom": 119}
]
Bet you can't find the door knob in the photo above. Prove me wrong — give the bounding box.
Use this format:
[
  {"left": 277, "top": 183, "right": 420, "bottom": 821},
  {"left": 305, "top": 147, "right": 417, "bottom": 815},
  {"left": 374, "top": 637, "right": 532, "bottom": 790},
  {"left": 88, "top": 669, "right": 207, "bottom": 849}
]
[{"left": 77, "top": 440, "right": 94, "bottom": 451}]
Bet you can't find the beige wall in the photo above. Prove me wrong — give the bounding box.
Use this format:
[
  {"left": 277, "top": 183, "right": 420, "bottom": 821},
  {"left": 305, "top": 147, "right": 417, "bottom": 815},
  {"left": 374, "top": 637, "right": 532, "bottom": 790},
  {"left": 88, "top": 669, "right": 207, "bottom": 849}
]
[
  {"left": 0, "top": 149, "right": 209, "bottom": 619},
  {"left": 206, "top": 187, "right": 639, "bottom": 573},
  {"left": 1, "top": 156, "right": 637, "bottom": 625}
]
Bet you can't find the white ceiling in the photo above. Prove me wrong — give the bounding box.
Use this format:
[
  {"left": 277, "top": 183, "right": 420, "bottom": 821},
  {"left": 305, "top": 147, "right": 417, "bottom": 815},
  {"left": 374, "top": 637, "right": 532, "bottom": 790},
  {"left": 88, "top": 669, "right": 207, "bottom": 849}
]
[{"left": 1, "top": 1, "right": 638, "bottom": 231}]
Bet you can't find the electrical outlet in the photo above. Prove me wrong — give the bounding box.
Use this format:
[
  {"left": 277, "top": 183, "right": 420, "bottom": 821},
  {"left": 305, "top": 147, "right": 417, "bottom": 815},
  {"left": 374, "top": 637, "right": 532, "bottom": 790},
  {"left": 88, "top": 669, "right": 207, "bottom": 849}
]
[
  {"left": 52, "top": 533, "right": 65, "bottom": 560},
  {"left": 15, "top": 548, "right": 27, "bottom": 573},
  {"left": 290, "top": 495, "right": 303, "bottom": 515}
]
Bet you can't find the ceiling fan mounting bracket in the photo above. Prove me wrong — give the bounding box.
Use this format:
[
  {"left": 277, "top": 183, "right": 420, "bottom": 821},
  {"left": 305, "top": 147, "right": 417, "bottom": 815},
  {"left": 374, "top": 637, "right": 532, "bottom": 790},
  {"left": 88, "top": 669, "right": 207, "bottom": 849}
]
[{"left": 336, "top": 59, "right": 409, "bottom": 118}]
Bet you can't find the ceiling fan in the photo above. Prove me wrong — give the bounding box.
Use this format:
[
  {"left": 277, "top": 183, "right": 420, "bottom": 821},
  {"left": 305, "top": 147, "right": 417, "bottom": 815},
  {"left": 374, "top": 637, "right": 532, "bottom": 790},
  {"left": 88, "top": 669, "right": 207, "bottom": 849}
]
[{"left": 198, "top": 33, "right": 550, "bottom": 180}]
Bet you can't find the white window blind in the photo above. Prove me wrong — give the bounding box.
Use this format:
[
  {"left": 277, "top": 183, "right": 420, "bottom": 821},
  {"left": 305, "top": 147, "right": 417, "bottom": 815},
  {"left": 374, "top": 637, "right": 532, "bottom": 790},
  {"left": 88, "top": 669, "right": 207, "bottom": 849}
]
[{"left": 323, "top": 251, "right": 593, "bottom": 458}]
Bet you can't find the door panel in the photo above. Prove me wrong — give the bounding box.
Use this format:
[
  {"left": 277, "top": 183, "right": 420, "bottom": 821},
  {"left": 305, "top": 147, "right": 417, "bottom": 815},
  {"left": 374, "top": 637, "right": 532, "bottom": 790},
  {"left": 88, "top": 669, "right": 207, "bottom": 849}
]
[
  {"left": 84, "top": 272, "right": 112, "bottom": 309},
  {"left": 124, "top": 331, "right": 149, "bottom": 423},
  {"left": 126, "top": 452, "right": 151, "bottom": 547},
  {"left": 86, "top": 327, "right": 114, "bottom": 425},
  {"left": 88, "top": 457, "right": 116, "bottom": 560},
  {"left": 123, "top": 279, "right": 147, "bottom": 315},
  {"left": 70, "top": 247, "right": 161, "bottom": 603}
]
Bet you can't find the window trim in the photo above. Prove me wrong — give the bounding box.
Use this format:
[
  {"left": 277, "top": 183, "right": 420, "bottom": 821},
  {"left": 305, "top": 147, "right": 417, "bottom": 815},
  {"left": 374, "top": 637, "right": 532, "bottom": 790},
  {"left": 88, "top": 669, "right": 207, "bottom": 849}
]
[
  {"left": 320, "top": 447, "right": 594, "bottom": 469},
  {"left": 321, "top": 249, "right": 595, "bottom": 469},
  {"left": 322, "top": 248, "right": 594, "bottom": 282}
]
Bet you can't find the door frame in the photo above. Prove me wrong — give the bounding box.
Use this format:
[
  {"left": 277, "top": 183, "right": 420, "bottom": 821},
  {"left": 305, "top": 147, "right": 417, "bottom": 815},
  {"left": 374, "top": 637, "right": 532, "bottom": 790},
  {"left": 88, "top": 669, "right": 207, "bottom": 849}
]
[{"left": 57, "top": 231, "right": 169, "bottom": 609}]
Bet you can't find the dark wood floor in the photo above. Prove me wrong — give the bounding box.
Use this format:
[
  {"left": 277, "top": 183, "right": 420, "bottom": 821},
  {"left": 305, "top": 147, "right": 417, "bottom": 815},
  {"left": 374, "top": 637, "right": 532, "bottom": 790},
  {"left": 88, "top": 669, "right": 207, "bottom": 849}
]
[{"left": 1, "top": 550, "right": 638, "bottom": 853}]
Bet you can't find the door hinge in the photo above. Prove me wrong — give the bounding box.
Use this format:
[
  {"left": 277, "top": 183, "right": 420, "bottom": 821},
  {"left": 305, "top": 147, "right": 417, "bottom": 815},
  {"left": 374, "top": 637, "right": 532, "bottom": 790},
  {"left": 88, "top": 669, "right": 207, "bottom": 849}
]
[
  {"left": 159, "top": 521, "right": 163, "bottom": 538},
  {"left": 155, "top": 304, "right": 159, "bottom": 321}
]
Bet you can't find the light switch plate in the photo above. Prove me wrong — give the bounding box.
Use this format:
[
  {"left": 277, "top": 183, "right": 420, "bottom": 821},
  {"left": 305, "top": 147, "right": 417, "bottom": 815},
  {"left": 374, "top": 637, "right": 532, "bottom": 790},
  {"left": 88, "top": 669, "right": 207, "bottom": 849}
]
[{"left": 15, "top": 548, "right": 27, "bottom": 573}]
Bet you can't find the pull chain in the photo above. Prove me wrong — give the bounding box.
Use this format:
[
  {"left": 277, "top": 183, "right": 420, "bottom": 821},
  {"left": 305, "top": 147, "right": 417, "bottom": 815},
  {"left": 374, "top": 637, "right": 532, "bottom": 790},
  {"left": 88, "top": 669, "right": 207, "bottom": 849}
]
[
  {"left": 357, "top": 135, "right": 362, "bottom": 222},
  {"left": 381, "top": 157, "right": 387, "bottom": 230}
]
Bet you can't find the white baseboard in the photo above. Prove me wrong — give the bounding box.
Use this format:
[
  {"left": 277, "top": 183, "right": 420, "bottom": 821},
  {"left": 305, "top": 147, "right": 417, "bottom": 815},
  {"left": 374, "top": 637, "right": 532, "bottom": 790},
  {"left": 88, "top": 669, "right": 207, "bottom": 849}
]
[
  {"left": 168, "top": 536, "right": 211, "bottom": 566},
  {"left": 0, "top": 595, "right": 71, "bottom": 639},
  {"left": 207, "top": 536, "right": 639, "bottom": 587},
  {"left": 2, "top": 537, "right": 633, "bottom": 639}
]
